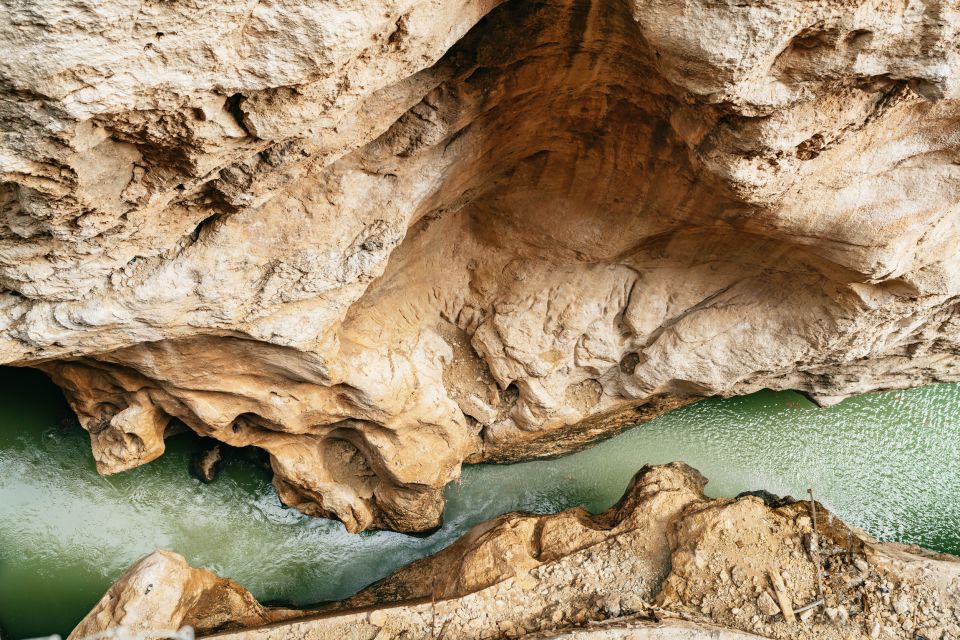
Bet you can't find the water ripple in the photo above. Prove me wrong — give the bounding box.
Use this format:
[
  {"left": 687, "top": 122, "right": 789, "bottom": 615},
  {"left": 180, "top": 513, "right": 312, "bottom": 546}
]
[{"left": 1, "top": 370, "right": 959, "bottom": 638}]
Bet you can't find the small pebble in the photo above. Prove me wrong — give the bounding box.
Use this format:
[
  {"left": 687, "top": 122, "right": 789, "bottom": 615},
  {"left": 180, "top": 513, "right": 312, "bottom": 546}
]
[{"left": 893, "top": 595, "right": 911, "bottom": 615}]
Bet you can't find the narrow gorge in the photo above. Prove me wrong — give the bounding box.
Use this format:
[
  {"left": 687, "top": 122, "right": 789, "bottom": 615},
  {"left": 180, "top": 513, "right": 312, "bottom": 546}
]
[{"left": 1, "top": 0, "right": 959, "bottom": 637}]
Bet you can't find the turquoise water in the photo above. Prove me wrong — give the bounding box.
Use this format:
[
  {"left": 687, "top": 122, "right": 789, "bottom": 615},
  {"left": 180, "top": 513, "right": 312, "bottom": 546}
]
[{"left": 1, "top": 368, "right": 959, "bottom": 638}]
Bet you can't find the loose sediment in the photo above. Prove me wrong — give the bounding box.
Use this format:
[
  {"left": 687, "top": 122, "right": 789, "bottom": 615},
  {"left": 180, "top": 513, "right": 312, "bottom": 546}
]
[{"left": 73, "top": 463, "right": 960, "bottom": 640}]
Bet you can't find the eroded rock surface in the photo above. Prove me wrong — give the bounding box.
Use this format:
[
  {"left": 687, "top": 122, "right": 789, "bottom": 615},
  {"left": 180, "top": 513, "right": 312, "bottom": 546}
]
[
  {"left": 77, "top": 464, "right": 960, "bottom": 640},
  {"left": 3, "top": 0, "right": 960, "bottom": 530},
  {"left": 68, "top": 550, "right": 300, "bottom": 640}
]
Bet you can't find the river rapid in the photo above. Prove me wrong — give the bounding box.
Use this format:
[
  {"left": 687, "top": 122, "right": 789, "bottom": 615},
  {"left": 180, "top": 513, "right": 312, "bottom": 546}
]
[{"left": 1, "top": 368, "right": 958, "bottom": 638}]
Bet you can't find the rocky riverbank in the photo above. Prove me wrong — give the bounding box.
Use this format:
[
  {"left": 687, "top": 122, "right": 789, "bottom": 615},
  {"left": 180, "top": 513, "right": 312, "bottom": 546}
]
[{"left": 72, "top": 463, "right": 960, "bottom": 640}]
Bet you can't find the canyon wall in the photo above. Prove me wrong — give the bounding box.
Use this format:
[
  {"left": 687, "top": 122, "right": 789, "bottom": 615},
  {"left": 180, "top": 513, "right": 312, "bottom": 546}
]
[
  {"left": 2, "top": 0, "right": 960, "bottom": 530},
  {"left": 68, "top": 550, "right": 302, "bottom": 640},
  {"left": 72, "top": 464, "right": 960, "bottom": 640}
]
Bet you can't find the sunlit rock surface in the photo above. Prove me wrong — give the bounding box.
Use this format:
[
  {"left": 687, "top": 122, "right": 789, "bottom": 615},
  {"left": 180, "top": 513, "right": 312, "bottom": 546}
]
[
  {"left": 68, "top": 550, "right": 300, "bottom": 640},
  {"left": 76, "top": 464, "right": 960, "bottom": 640},
  {"left": 2, "top": 0, "right": 960, "bottom": 530}
]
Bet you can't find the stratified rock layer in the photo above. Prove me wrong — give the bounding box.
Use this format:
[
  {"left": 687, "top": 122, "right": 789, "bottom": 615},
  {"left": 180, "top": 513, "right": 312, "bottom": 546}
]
[
  {"left": 74, "top": 464, "right": 960, "bottom": 640},
  {"left": 3, "top": 0, "right": 960, "bottom": 529}
]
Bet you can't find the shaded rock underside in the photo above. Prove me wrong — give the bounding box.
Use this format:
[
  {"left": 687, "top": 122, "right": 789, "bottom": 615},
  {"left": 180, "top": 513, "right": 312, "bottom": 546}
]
[{"left": 2, "top": 0, "right": 960, "bottom": 530}]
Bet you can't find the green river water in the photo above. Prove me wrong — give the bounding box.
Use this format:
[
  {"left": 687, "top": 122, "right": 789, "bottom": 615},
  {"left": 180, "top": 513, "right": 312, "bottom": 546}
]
[{"left": 1, "top": 367, "right": 959, "bottom": 638}]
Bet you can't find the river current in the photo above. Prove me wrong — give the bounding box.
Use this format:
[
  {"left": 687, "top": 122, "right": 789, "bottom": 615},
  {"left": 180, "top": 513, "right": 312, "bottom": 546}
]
[{"left": 1, "top": 368, "right": 958, "bottom": 638}]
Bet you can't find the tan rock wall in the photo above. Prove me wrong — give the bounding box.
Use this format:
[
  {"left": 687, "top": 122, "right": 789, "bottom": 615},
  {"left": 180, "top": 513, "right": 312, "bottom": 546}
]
[
  {"left": 74, "top": 465, "right": 960, "bottom": 640},
  {"left": 3, "top": 0, "right": 960, "bottom": 529}
]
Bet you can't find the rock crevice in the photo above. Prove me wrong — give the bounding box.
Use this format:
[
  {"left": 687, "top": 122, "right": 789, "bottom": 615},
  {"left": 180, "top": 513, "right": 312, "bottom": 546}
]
[{"left": 3, "top": 0, "right": 960, "bottom": 529}]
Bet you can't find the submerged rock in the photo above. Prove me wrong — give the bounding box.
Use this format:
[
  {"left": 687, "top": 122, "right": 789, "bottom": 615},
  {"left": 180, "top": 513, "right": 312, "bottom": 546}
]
[
  {"left": 78, "top": 463, "right": 960, "bottom": 640},
  {"left": 4, "top": 0, "right": 960, "bottom": 532}
]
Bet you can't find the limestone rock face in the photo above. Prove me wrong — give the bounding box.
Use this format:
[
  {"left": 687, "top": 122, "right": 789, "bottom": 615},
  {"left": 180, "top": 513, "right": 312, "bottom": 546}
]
[
  {"left": 3, "top": 0, "right": 960, "bottom": 530},
  {"left": 81, "top": 464, "right": 960, "bottom": 640},
  {"left": 325, "top": 461, "right": 709, "bottom": 613},
  {"left": 68, "top": 550, "right": 299, "bottom": 640}
]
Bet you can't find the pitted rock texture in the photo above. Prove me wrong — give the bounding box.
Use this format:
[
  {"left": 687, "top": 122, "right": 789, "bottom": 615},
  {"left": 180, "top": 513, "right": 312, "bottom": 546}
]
[
  {"left": 3, "top": 0, "right": 960, "bottom": 530},
  {"left": 75, "top": 464, "right": 960, "bottom": 640},
  {"left": 68, "top": 550, "right": 300, "bottom": 640}
]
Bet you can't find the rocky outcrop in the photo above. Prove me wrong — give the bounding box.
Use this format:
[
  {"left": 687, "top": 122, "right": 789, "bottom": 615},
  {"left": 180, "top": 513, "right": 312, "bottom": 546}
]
[
  {"left": 68, "top": 550, "right": 301, "bottom": 640},
  {"left": 3, "top": 0, "right": 960, "bottom": 530},
  {"left": 75, "top": 464, "right": 960, "bottom": 640}
]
